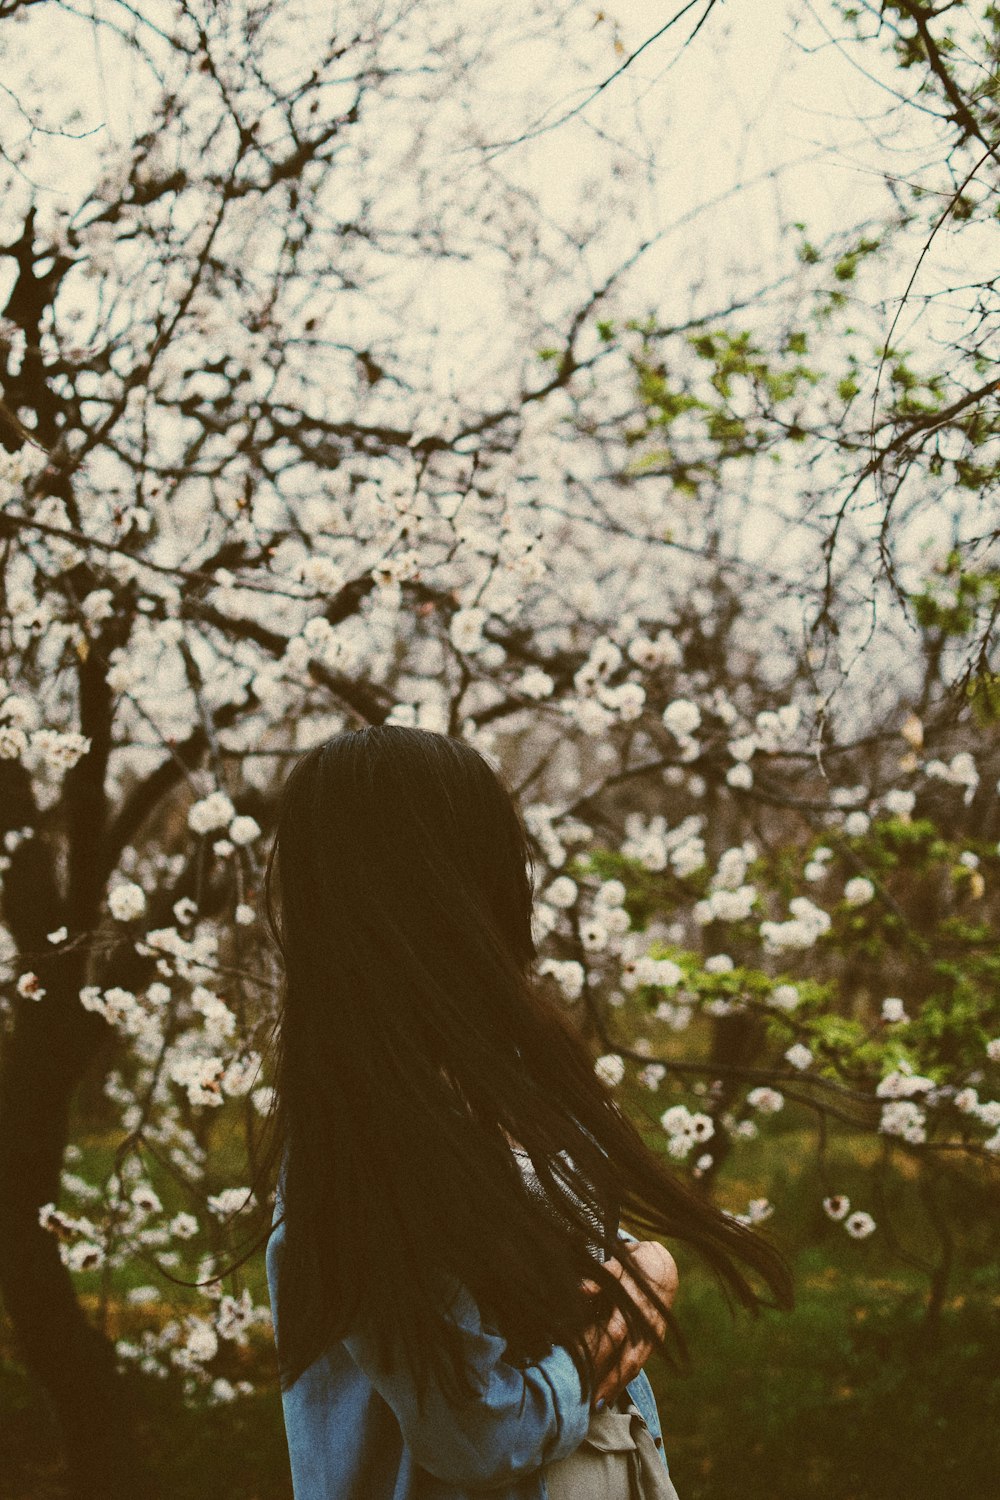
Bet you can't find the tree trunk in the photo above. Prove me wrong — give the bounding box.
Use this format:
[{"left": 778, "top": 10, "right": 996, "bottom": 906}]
[{"left": 0, "top": 994, "right": 155, "bottom": 1500}]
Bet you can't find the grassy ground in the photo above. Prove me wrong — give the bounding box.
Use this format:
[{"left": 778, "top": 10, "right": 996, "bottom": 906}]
[
  {"left": 3, "top": 1081, "right": 999, "bottom": 1498},
  {"left": 651, "top": 1259, "right": 1000, "bottom": 1499}
]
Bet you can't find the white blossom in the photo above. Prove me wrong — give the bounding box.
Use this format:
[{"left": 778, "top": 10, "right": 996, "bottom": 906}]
[
  {"left": 0, "top": 694, "right": 38, "bottom": 730},
  {"left": 712, "top": 848, "right": 749, "bottom": 890},
  {"left": 169, "top": 1055, "right": 226, "bottom": 1108},
  {"left": 173, "top": 897, "right": 198, "bottom": 926},
  {"left": 925, "top": 752, "right": 979, "bottom": 804},
  {"left": 228, "top": 815, "right": 260, "bottom": 846},
  {"left": 670, "top": 837, "right": 706, "bottom": 878},
  {"left": 108, "top": 881, "right": 147, "bottom": 921},
  {"left": 222, "top": 1053, "right": 261, "bottom": 1097},
  {"left": 595, "top": 879, "right": 627, "bottom": 909},
  {"left": 515, "top": 667, "right": 554, "bottom": 699},
  {"left": 628, "top": 633, "right": 681, "bottom": 669},
  {"left": 579, "top": 918, "right": 609, "bottom": 952},
  {"left": 297, "top": 555, "right": 346, "bottom": 592},
  {"left": 727, "top": 736, "right": 756, "bottom": 762},
  {"left": 545, "top": 876, "right": 578, "bottom": 909},
  {"left": 844, "top": 1211, "right": 876, "bottom": 1239},
  {"left": 638, "top": 1063, "right": 667, "bottom": 1091},
  {"left": 179, "top": 1317, "right": 218, "bottom": 1365},
  {"left": 0, "top": 725, "right": 28, "bottom": 759},
  {"left": 537, "top": 958, "right": 585, "bottom": 1001},
  {"left": 622, "top": 955, "right": 683, "bottom": 991},
  {"left": 879, "top": 1099, "right": 927, "bottom": 1144},
  {"left": 216, "top": 1288, "right": 258, "bottom": 1344},
  {"left": 188, "top": 791, "right": 236, "bottom": 835},
  {"left": 131, "top": 1184, "right": 163, "bottom": 1215},
  {"left": 760, "top": 897, "right": 831, "bottom": 953},
  {"left": 746, "top": 1086, "right": 784, "bottom": 1114},
  {"left": 81, "top": 589, "right": 115, "bottom": 624},
  {"left": 843, "top": 876, "right": 876, "bottom": 907},
  {"left": 876, "top": 1067, "right": 935, "bottom": 1099},
  {"left": 600, "top": 681, "right": 646, "bottom": 721},
  {"left": 621, "top": 813, "right": 669, "bottom": 871},
  {"left": 659, "top": 1103, "right": 714, "bottom": 1158},
  {"left": 661, "top": 699, "right": 701, "bottom": 737},
  {"left": 564, "top": 696, "right": 614, "bottom": 734},
  {"left": 30, "top": 730, "right": 91, "bottom": 771},
  {"left": 701, "top": 885, "right": 756, "bottom": 922},
  {"left": 449, "top": 608, "right": 488, "bottom": 652},
  {"left": 17, "top": 971, "right": 45, "bottom": 1000},
  {"left": 127, "top": 1285, "right": 161, "bottom": 1305},
  {"left": 882, "top": 788, "right": 915, "bottom": 818},
  {"left": 574, "top": 638, "right": 622, "bottom": 693},
  {"left": 64, "top": 1241, "right": 105, "bottom": 1272},
  {"left": 60, "top": 1171, "right": 100, "bottom": 1202},
  {"left": 206, "top": 1187, "right": 255, "bottom": 1219},
  {"left": 594, "top": 1054, "right": 625, "bottom": 1088},
  {"left": 602, "top": 906, "right": 631, "bottom": 935},
  {"left": 831, "top": 784, "right": 869, "bottom": 808}
]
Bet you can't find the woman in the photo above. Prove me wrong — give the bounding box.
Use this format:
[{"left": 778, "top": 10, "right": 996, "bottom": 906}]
[{"left": 259, "top": 725, "right": 793, "bottom": 1497}]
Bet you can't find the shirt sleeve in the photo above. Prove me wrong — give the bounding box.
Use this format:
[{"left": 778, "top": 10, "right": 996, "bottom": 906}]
[{"left": 341, "top": 1279, "right": 595, "bottom": 1491}]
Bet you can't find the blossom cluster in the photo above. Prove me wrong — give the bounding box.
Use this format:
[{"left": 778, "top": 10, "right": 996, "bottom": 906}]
[
  {"left": 822, "top": 1196, "right": 876, "bottom": 1238},
  {"left": 659, "top": 1103, "right": 715, "bottom": 1160}
]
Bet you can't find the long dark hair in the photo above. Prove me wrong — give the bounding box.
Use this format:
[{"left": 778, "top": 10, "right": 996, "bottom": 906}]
[{"left": 258, "top": 724, "right": 793, "bottom": 1410}]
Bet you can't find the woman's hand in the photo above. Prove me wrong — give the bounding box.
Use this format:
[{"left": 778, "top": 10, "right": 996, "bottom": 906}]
[{"left": 579, "top": 1239, "right": 678, "bottom": 1411}]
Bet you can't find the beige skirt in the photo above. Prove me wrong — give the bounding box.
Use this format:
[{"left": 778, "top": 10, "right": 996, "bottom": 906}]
[{"left": 542, "top": 1392, "right": 681, "bottom": 1500}]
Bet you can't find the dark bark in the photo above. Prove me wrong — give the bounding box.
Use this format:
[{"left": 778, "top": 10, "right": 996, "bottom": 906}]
[
  {"left": 0, "top": 698, "right": 240, "bottom": 1496},
  {"left": 0, "top": 1001, "right": 155, "bottom": 1500},
  {"left": 0, "top": 635, "right": 158, "bottom": 1499}
]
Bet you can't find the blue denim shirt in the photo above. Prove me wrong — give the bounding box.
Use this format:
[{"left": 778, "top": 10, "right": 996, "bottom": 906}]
[{"left": 266, "top": 1177, "right": 674, "bottom": 1498}]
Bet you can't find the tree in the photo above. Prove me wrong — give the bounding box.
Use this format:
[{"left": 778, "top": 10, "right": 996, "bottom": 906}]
[{"left": 0, "top": 0, "right": 997, "bottom": 1493}]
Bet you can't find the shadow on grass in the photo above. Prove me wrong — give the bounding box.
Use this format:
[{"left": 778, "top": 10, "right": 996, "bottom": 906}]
[{"left": 0, "top": 1342, "right": 292, "bottom": 1500}]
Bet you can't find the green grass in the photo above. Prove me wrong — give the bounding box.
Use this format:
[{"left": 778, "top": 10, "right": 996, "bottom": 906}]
[{"left": 650, "top": 1269, "right": 1000, "bottom": 1499}]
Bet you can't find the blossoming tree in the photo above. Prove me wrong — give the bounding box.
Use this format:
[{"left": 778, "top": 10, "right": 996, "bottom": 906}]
[{"left": 0, "top": 0, "right": 998, "bottom": 1493}]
